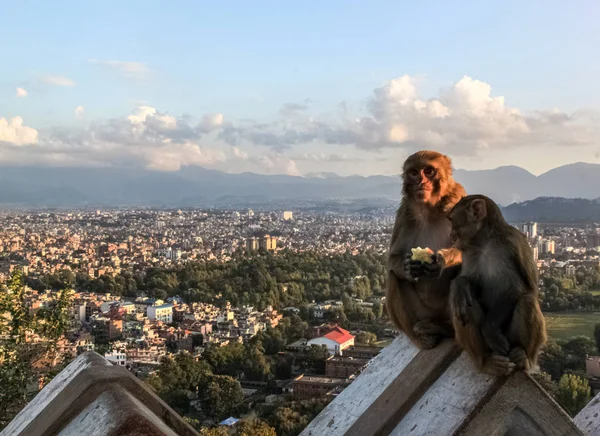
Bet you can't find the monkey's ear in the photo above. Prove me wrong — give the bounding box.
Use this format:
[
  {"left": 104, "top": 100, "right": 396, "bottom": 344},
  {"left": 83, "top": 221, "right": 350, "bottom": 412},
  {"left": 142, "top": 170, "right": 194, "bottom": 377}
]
[{"left": 469, "top": 198, "right": 487, "bottom": 221}]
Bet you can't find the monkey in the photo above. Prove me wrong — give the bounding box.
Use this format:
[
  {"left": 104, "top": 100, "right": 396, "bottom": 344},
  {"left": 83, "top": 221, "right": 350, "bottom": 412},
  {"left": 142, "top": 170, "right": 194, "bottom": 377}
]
[
  {"left": 447, "top": 194, "right": 547, "bottom": 375},
  {"left": 386, "top": 150, "right": 466, "bottom": 349}
]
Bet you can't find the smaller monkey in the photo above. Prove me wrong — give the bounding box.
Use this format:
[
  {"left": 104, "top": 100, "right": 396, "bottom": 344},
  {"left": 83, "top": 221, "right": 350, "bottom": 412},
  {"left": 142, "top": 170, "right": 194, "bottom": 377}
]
[{"left": 447, "top": 195, "right": 547, "bottom": 375}]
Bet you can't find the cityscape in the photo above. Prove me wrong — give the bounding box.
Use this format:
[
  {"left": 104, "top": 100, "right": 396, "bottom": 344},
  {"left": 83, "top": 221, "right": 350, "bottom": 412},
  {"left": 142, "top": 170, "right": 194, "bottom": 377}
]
[{"left": 3, "top": 203, "right": 600, "bottom": 433}]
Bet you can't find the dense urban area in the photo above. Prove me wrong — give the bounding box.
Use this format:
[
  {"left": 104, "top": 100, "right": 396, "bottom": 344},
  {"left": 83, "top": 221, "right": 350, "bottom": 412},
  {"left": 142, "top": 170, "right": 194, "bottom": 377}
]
[{"left": 3, "top": 207, "right": 600, "bottom": 434}]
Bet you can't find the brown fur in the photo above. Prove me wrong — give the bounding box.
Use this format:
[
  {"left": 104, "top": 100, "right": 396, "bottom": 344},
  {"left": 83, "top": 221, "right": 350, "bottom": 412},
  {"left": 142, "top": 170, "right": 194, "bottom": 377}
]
[
  {"left": 386, "top": 150, "right": 466, "bottom": 349},
  {"left": 448, "top": 194, "right": 547, "bottom": 375}
]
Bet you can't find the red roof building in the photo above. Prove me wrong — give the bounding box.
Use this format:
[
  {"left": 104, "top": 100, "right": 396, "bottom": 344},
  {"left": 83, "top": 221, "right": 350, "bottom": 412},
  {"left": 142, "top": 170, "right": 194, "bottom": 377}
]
[{"left": 307, "top": 326, "right": 355, "bottom": 355}]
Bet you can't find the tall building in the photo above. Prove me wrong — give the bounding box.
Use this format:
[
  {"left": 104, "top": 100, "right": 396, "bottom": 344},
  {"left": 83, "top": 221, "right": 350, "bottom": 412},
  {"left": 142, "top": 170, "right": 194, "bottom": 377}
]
[
  {"left": 259, "top": 235, "right": 277, "bottom": 251},
  {"left": 522, "top": 222, "right": 538, "bottom": 238},
  {"left": 280, "top": 211, "right": 293, "bottom": 221},
  {"left": 587, "top": 233, "right": 600, "bottom": 250},
  {"left": 246, "top": 237, "right": 259, "bottom": 252},
  {"left": 539, "top": 240, "right": 555, "bottom": 255},
  {"left": 531, "top": 244, "right": 539, "bottom": 262}
]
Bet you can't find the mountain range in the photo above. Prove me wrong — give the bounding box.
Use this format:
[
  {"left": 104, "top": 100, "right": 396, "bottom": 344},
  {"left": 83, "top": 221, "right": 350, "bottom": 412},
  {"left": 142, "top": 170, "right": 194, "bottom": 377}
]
[{"left": 0, "top": 162, "right": 598, "bottom": 209}]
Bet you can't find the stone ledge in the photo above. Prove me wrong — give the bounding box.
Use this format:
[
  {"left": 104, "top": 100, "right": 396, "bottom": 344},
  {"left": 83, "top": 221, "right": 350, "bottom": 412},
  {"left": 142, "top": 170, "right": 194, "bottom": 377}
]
[{"left": 301, "top": 334, "right": 589, "bottom": 436}]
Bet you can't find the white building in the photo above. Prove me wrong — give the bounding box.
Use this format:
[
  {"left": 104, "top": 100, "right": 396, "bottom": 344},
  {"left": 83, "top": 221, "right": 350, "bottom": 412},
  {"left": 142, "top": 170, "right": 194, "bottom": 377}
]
[
  {"left": 148, "top": 303, "right": 174, "bottom": 323},
  {"left": 523, "top": 222, "right": 538, "bottom": 238},
  {"left": 105, "top": 350, "right": 127, "bottom": 366},
  {"left": 307, "top": 326, "right": 355, "bottom": 355},
  {"left": 118, "top": 301, "right": 136, "bottom": 314},
  {"left": 280, "top": 211, "right": 293, "bottom": 221}
]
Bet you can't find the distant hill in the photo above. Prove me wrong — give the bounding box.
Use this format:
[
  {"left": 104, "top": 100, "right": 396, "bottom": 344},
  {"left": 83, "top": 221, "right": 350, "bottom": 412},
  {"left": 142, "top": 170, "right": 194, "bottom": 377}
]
[
  {"left": 501, "top": 197, "right": 600, "bottom": 224},
  {"left": 0, "top": 161, "right": 598, "bottom": 208}
]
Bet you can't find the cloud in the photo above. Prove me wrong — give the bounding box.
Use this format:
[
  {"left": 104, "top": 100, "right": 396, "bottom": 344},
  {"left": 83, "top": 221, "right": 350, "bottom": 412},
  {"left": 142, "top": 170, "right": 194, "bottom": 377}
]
[
  {"left": 4, "top": 74, "right": 600, "bottom": 174},
  {"left": 220, "top": 75, "right": 600, "bottom": 157},
  {"left": 0, "top": 117, "right": 38, "bottom": 145},
  {"left": 293, "top": 153, "right": 358, "bottom": 163},
  {"left": 280, "top": 103, "right": 308, "bottom": 117},
  {"left": 16, "top": 87, "right": 28, "bottom": 98},
  {"left": 0, "top": 107, "right": 230, "bottom": 171},
  {"left": 89, "top": 59, "right": 152, "bottom": 81},
  {"left": 74, "top": 106, "right": 85, "bottom": 119},
  {"left": 40, "top": 75, "right": 76, "bottom": 87}
]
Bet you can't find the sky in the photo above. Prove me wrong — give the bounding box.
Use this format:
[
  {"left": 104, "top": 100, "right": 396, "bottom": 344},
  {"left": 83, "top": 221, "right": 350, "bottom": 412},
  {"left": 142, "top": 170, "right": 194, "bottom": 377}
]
[{"left": 1, "top": 0, "right": 600, "bottom": 177}]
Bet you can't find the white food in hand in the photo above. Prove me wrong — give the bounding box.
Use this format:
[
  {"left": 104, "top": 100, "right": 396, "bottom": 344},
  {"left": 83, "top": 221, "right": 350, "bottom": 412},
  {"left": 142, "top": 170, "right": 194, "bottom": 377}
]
[{"left": 411, "top": 247, "right": 434, "bottom": 263}]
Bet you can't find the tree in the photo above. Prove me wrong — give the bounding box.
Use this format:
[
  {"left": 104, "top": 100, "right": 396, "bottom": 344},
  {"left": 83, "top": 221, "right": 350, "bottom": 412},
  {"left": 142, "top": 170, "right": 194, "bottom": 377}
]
[
  {"left": 594, "top": 323, "right": 600, "bottom": 352},
  {"left": 356, "top": 331, "right": 377, "bottom": 345},
  {"left": 531, "top": 372, "right": 558, "bottom": 398},
  {"left": 539, "top": 341, "right": 567, "bottom": 380},
  {"left": 199, "top": 427, "right": 228, "bottom": 436},
  {"left": 562, "top": 336, "right": 596, "bottom": 372},
  {"left": 235, "top": 419, "right": 277, "bottom": 436},
  {"left": 0, "top": 269, "right": 72, "bottom": 429},
  {"left": 147, "top": 350, "right": 212, "bottom": 414},
  {"left": 556, "top": 374, "right": 591, "bottom": 417},
  {"left": 202, "top": 375, "right": 244, "bottom": 420}
]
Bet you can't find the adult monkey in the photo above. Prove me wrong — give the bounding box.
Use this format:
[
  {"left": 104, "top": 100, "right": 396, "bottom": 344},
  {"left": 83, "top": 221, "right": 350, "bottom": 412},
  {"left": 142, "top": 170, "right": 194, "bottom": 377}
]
[{"left": 386, "top": 150, "right": 466, "bottom": 349}]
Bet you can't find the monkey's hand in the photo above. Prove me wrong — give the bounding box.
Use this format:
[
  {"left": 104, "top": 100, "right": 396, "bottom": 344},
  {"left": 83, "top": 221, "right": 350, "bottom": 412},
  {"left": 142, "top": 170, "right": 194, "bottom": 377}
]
[
  {"left": 403, "top": 252, "right": 422, "bottom": 282},
  {"left": 451, "top": 277, "right": 472, "bottom": 326},
  {"left": 419, "top": 253, "right": 446, "bottom": 279}
]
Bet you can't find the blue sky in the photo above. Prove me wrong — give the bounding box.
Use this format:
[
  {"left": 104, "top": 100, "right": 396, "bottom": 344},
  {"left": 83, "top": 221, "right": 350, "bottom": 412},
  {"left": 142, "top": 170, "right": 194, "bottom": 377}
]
[{"left": 1, "top": 1, "right": 599, "bottom": 176}]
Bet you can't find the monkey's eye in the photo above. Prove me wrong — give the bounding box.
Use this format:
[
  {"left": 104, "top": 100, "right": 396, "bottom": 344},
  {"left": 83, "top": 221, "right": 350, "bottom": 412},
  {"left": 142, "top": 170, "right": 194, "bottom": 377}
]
[
  {"left": 409, "top": 169, "right": 419, "bottom": 177},
  {"left": 423, "top": 167, "right": 436, "bottom": 178}
]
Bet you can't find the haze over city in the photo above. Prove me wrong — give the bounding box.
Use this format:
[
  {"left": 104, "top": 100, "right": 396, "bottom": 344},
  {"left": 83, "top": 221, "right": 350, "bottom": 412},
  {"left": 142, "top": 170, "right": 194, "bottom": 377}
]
[{"left": 2, "top": 1, "right": 600, "bottom": 178}]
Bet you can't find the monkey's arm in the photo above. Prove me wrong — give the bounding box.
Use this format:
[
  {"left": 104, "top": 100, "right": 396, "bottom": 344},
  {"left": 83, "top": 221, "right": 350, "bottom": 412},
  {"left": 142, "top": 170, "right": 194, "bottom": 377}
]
[{"left": 437, "top": 247, "right": 462, "bottom": 268}]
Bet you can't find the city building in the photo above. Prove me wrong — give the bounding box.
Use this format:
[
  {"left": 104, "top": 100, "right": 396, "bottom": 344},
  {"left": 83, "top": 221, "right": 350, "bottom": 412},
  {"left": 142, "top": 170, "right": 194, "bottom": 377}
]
[
  {"left": 292, "top": 374, "right": 347, "bottom": 400},
  {"left": 246, "top": 237, "right": 259, "bottom": 252},
  {"left": 307, "top": 326, "right": 355, "bottom": 355},
  {"left": 539, "top": 239, "right": 556, "bottom": 255},
  {"left": 260, "top": 235, "right": 277, "bottom": 251},
  {"left": 523, "top": 221, "right": 538, "bottom": 238},
  {"left": 280, "top": 211, "right": 293, "bottom": 221},
  {"left": 588, "top": 233, "right": 600, "bottom": 251},
  {"left": 148, "top": 303, "right": 174, "bottom": 323},
  {"left": 104, "top": 350, "right": 127, "bottom": 366},
  {"left": 325, "top": 356, "right": 369, "bottom": 378}
]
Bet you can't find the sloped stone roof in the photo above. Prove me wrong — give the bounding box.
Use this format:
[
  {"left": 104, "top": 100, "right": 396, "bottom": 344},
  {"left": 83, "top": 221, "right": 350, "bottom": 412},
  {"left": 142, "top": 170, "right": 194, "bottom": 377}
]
[
  {"left": 2, "top": 351, "right": 199, "bottom": 436},
  {"left": 301, "top": 334, "right": 591, "bottom": 436}
]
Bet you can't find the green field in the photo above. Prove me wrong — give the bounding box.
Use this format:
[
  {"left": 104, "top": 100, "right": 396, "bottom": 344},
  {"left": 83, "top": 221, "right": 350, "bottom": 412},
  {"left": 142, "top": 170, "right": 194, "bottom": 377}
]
[{"left": 544, "top": 312, "right": 600, "bottom": 340}]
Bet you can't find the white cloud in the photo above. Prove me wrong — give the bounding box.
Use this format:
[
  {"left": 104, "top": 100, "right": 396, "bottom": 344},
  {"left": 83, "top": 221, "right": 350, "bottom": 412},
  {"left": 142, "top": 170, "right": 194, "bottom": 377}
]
[
  {"left": 74, "top": 106, "right": 85, "bottom": 119},
  {"left": 16, "top": 87, "right": 28, "bottom": 98},
  {"left": 128, "top": 105, "right": 177, "bottom": 132},
  {"left": 198, "top": 113, "right": 224, "bottom": 132},
  {"left": 0, "top": 117, "right": 38, "bottom": 145},
  {"left": 0, "top": 107, "right": 230, "bottom": 171},
  {"left": 221, "top": 75, "right": 599, "bottom": 157},
  {"left": 3, "top": 74, "right": 600, "bottom": 175},
  {"left": 88, "top": 59, "right": 152, "bottom": 81},
  {"left": 40, "top": 75, "right": 76, "bottom": 87}
]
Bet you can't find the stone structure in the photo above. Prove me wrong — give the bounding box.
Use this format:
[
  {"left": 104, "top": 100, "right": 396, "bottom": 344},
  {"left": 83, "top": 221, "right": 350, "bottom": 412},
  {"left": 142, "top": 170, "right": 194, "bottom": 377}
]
[
  {"left": 2, "top": 351, "right": 198, "bottom": 436},
  {"left": 302, "top": 334, "right": 599, "bottom": 436}
]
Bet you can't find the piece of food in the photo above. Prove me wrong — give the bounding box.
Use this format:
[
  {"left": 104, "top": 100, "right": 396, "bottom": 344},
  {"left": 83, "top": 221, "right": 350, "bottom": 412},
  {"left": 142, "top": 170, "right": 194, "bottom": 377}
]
[{"left": 410, "top": 247, "right": 434, "bottom": 263}]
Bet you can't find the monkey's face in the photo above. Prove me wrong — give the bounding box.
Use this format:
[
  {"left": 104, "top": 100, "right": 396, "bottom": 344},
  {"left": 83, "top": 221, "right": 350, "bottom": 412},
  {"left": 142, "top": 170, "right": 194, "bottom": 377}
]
[
  {"left": 448, "top": 197, "right": 487, "bottom": 249},
  {"left": 403, "top": 160, "right": 445, "bottom": 204}
]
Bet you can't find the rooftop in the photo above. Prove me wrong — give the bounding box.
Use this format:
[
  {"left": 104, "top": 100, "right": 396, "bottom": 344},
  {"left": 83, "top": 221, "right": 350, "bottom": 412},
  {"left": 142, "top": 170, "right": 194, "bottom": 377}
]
[{"left": 323, "top": 326, "right": 354, "bottom": 344}]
